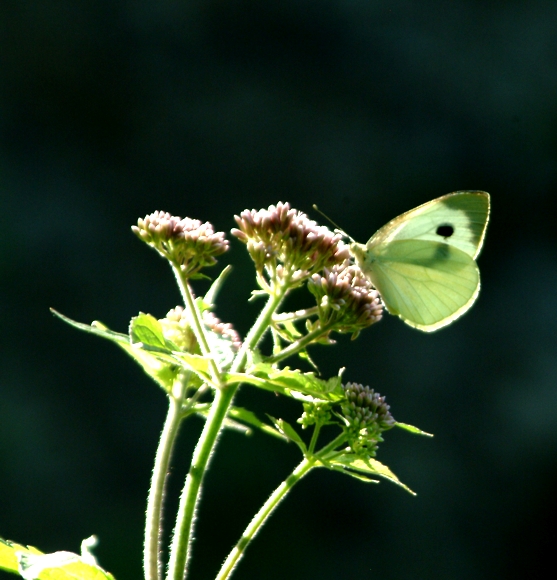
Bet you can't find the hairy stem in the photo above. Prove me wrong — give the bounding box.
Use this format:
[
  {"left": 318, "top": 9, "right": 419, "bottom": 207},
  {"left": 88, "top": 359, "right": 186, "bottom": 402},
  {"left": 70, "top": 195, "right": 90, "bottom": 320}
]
[
  {"left": 166, "top": 385, "right": 235, "bottom": 580},
  {"left": 144, "top": 373, "right": 188, "bottom": 580}
]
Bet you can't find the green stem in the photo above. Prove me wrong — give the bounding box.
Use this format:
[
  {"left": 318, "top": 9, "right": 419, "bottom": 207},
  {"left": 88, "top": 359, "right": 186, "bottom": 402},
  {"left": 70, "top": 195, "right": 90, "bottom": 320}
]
[
  {"left": 172, "top": 265, "right": 222, "bottom": 384},
  {"left": 316, "top": 432, "right": 350, "bottom": 461},
  {"left": 215, "top": 457, "right": 315, "bottom": 580},
  {"left": 144, "top": 373, "right": 188, "bottom": 580},
  {"left": 167, "top": 289, "right": 289, "bottom": 580},
  {"left": 231, "top": 285, "right": 288, "bottom": 373},
  {"left": 266, "top": 322, "right": 335, "bottom": 364},
  {"left": 308, "top": 424, "right": 321, "bottom": 455},
  {"left": 272, "top": 306, "right": 319, "bottom": 322},
  {"left": 166, "top": 384, "right": 236, "bottom": 580}
]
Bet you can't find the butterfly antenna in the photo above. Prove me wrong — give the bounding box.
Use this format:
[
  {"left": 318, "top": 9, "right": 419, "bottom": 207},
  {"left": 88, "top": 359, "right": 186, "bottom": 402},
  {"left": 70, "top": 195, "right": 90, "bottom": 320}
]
[{"left": 312, "top": 204, "right": 355, "bottom": 243}]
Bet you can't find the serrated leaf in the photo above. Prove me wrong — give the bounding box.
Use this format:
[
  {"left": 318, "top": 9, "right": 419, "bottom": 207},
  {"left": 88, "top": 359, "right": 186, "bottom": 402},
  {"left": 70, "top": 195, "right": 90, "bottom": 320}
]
[
  {"left": 268, "top": 416, "right": 307, "bottom": 453},
  {"left": 248, "top": 363, "right": 344, "bottom": 402},
  {"left": 52, "top": 310, "right": 177, "bottom": 391},
  {"left": 395, "top": 422, "right": 433, "bottom": 437},
  {"left": 324, "top": 454, "right": 415, "bottom": 495},
  {"left": 223, "top": 373, "right": 272, "bottom": 390}
]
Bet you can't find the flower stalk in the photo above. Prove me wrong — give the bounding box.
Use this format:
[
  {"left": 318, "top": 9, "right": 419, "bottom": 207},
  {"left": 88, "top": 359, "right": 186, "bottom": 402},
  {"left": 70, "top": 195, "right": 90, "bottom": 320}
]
[{"left": 144, "top": 372, "right": 189, "bottom": 580}]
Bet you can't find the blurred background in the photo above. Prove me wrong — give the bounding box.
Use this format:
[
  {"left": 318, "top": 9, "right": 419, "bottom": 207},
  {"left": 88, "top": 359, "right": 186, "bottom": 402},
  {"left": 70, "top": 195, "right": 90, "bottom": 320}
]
[{"left": 1, "top": 1, "right": 556, "bottom": 579}]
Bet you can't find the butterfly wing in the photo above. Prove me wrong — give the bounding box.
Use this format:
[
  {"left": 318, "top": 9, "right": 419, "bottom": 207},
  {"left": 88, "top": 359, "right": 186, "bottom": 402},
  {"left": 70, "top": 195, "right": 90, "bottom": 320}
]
[
  {"left": 351, "top": 191, "right": 490, "bottom": 331},
  {"left": 367, "top": 191, "right": 490, "bottom": 259},
  {"left": 358, "top": 239, "right": 480, "bottom": 331}
]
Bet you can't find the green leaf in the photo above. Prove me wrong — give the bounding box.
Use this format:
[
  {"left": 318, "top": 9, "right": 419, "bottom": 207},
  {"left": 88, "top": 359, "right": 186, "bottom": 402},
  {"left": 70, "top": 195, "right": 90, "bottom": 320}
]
[
  {"left": 52, "top": 310, "right": 177, "bottom": 391},
  {"left": 327, "top": 465, "right": 380, "bottom": 483},
  {"left": 323, "top": 454, "right": 415, "bottom": 495},
  {"left": 268, "top": 417, "right": 307, "bottom": 453},
  {"left": 189, "top": 404, "right": 285, "bottom": 440},
  {"left": 52, "top": 310, "right": 213, "bottom": 392},
  {"left": 247, "top": 364, "right": 344, "bottom": 402},
  {"left": 1, "top": 538, "right": 41, "bottom": 574},
  {"left": 203, "top": 265, "right": 233, "bottom": 306},
  {"left": 51, "top": 310, "right": 129, "bottom": 347},
  {"left": 227, "top": 407, "right": 286, "bottom": 440},
  {"left": 171, "top": 352, "right": 212, "bottom": 376},
  {"left": 395, "top": 422, "right": 433, "bottom": 437},
  {"left": 1, "top": 537, "right": 115, "bottom": 580},
  {"left": 129, "top": 313, "right": 179, "bottom": 352},
  {"left": 273, "top": 319, "right": 302, "bottom": 342}
]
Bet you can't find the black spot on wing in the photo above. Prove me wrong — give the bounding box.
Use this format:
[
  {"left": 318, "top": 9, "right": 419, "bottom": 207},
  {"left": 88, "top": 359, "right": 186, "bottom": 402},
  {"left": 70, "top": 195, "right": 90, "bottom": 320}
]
[{"left": 436, "top": 224, "right": 454, "bottom": 238}]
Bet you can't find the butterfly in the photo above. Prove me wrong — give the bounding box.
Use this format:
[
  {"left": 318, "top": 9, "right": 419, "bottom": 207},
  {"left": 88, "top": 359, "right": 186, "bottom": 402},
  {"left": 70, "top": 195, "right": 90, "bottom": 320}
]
[{"left": 347, "top": 191, "right": 490, "bottom": 332}]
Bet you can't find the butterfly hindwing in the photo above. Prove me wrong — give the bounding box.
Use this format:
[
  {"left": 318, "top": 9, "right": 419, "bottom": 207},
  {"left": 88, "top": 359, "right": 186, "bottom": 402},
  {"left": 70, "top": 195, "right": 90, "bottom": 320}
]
[{"left": 362, "top": 240, "right": 480, "bottom": 331}]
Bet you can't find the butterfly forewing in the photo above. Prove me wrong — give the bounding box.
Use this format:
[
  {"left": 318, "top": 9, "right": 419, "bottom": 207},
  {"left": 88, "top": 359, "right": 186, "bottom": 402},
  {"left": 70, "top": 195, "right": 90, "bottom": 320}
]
[{"left": 367, "top": 191, "right": 490, "bottom": 259}]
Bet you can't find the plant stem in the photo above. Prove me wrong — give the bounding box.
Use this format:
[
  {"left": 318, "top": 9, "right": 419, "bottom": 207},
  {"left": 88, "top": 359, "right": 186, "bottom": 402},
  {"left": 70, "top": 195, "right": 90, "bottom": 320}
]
[
  {"left": 144, "top": 373, "right": 188, "bottom": 580},
  {"left": 266, "top": 322, "right": 335, "bottom": 364},
  {"left": 167, "top": 289, "right": 288, "bottom": 580},
  {"left": 172, "top": 265, "right": 222, "bottom": 384},
  {"left": 231, "top": 284, "right": 288, "bottom": 373},
  {"left": 272, "top": 306, "right": 318, "bottom": 322},
  {"left": 166, "top": 384, "right": 236, "bottom": 580},
  {"left": 215, "top": 457, "right": 315, "bottom": 580}
]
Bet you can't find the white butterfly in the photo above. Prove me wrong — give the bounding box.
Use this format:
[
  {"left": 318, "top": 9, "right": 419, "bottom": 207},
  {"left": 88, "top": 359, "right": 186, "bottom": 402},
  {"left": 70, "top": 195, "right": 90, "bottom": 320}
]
[{"left": 348, "top": 191, "right": 490, "bottom": 331}]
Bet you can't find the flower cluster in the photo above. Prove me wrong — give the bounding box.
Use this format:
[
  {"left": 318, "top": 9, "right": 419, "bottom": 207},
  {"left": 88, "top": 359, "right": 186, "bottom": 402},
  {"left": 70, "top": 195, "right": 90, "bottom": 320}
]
[
  {"left": 341, "top": 382, "right": 395, "bottom": 456},
  {"left": 133, "top": 211, "right": 229, "bottom": 277},
  {"left": 232, "top": 202, "right": 349, "bottom": 290},
  {"left": 308, "top": 262, "right": 383, "bottom": 338}
]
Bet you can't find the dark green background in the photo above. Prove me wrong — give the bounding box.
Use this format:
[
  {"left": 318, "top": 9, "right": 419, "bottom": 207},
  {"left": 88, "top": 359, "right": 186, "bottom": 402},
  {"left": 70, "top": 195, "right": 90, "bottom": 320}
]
[{"left": 1, "top": 1, "right": 556, "bottom": 579}]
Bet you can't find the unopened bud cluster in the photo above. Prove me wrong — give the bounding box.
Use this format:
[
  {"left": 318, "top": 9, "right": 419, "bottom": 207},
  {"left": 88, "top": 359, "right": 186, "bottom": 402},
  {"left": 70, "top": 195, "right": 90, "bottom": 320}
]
[
  {"left": 341, "top": 382, "right": 395, "bottom": 456},
  {"left": 133, "top": 211, "right": 229, "bottom": 277},
  {"left": 308, "top": 262, "right": 383, "bottom": 336},
  {"left": 298, "top": 401, "right": 333, "bottom": 429},
  {"left": 232, "top": 202, "right": 349, "bottom": 289}
]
